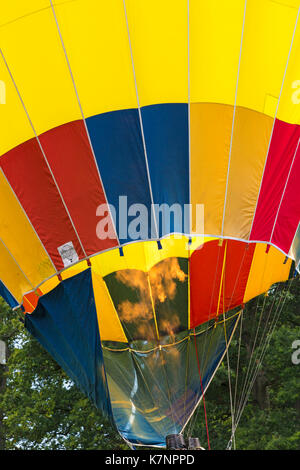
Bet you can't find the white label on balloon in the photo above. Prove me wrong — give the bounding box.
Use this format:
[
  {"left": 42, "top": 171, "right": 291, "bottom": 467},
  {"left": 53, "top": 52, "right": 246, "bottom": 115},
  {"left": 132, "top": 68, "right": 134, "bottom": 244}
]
[{"left": 57, "top": 241, "right": 79, "bottom": 267}]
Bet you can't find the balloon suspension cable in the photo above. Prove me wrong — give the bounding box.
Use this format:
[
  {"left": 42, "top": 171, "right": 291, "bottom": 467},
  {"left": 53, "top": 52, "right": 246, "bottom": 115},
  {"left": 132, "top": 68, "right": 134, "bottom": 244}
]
[
  {"left": 186, "top": 238, "right": 228, "bottom": 447},
  {"left": 185, "top": 237, "right": 209, "bottom": 445},
  {"left": 193, "top": 328, "right": 211, "bottom": 450},
  {"left": 231, "top": 308, "right": 244, "bottom": 449},
  {"left": 227, "top": 271, "right": 295, "bottom": 448},
  {"left": 195, "top": 239, "right": 224, "bottom": 403},
  {"left": 231, "top": 247, "right": 271, "bottom": 431}
]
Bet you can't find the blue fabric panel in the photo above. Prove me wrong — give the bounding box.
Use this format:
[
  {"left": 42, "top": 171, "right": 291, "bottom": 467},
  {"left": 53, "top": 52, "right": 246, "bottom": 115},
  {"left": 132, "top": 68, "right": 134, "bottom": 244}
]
[
  {"left": 86, "top": 109, "right": 154, "bottom": 244},
  {"left": 141, "top": 103, "right": 189, "bottom": 237},
  {"left": 25, "top": 269, "right": 112, "bottom": 418},
  {"left": 0, "top": 280, "right": 18, "bottom": 309}
]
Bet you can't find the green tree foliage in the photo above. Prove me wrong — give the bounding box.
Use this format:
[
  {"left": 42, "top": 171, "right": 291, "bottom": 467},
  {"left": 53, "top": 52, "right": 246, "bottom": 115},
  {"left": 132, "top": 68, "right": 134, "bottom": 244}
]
[
  {"left": 188, "top": 277, "right": 300, "bottom": 450},
  {"left": 0, "top": 277, "right": 299, "bottom": 450},
  {"left": 0, "top": 301, "right": 127, "bottom": 450}
]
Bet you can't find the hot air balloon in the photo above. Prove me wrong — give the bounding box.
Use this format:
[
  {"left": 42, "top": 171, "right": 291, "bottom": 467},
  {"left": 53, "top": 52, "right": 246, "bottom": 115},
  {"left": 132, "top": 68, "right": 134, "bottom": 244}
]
[{"left": 0, "top": 0, "right": 299, "bottom": 448}]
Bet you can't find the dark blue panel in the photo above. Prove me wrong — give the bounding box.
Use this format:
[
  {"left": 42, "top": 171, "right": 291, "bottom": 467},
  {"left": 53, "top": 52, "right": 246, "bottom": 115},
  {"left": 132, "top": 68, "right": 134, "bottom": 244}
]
[
  {"left": 86, "top": 109, "right": 154, "bottom": 244},
  {"left": 141, "top": 103, "right": 189, "bottom": 237},
  {"left": 25, "top": 269, "right": 112, "bottom": 418},
  {"left": 0, "top": 280, "right": 18, "bottom": 309}
]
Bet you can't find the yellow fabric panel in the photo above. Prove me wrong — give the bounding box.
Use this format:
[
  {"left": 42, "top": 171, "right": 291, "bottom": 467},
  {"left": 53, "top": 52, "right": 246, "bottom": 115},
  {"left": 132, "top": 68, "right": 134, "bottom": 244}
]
[
  {"left": 0, "top": 170, "right": 55, "bottom": 286},
  {"left": 0, "top": 1, "right": 49, "bottom": 25},
  {"left": 92, "top": 244, "right": 146, "bottom": 279},
  {"left": 190, "top": 103, "right": 233, "bottom": 235},
  {"left": 223, "top": 107, "right": 273, "bottom": 239},
  {"left": 277, "top": 18, "right": 300, "bottom": 124},
  {"left": 52, "top": 0, "right": 138, "bottom": 118},
  {"left": 0, "top": 3, "right": 81, "bottom": 154},
  {"left": 38, "top": 260, "right": 89, "bottom": 296},
  {"left": 243, "top": 244, "right": 291, "bottom": 304},
  {"left": 0, "top": 241, "right": 32, "bottom": 304},
  {"left": 190, "top": 0, "right": 245, "bottom": 106},
  {"left": 91, "top": 240, "right": 171, "bottom": 278},
  {"left": 0, "top": 54, "right": 34, "bottom": 155},
  {"left": 125, "top": 0, "right": 188, "bottom": 106},
  {"left": 190, "top": 0, "right": 299, "bottom": 116},
  {"left": 92, "top": 270, "right": 127, "bottom": 343},
  {"left": 39, "top": 275, "right": 59, "bottom": 297},
  {"left": 142, "top": 236, "right": 190, "bottom": 269},
  {"left": 236, "top": 0, "right": 298, "bottom": 117},
  {"left": 60, "top": 260, "right": 89, "bottom": 281},
  {"left": 91, "top": 236, "right": 212, "bottom": 279}
]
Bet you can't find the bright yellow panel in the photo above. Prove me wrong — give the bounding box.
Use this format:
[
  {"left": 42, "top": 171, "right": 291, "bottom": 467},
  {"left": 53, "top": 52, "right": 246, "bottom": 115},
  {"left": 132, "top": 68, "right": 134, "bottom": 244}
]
[
  {"left": 125, "top": 0, "right": 188, "bottom": 106},
  {"left": 0, "top": 5, "right": 81, "bottom": 151},
  {"left": 243, "top": 244, "right": 291, "bottom": 303},
  {"left": 91, "top": 237, "right": 193, "bottom": 279},
  {"left": 60, "top": 260, "right": 88, "bottom": 281},
  {"left": 223, "top": 107, "right": 273, "bottom": 239},
  {"left": 0, "top": 170, "right": 55, "bottom": 286},
  {"left": 190, "top": 0, "right": 245, "bottom": 105},
  {"left": 190, "top": 0, "right": 299, "bottom": 114},
  {"left": 0, "top": 1, "right": 49, "bottom": 26},
  {"left": 0, "top": 241, "right": 33, "bottom": 304},
  {"left": 39, "top": 275, "right": 59, "bottom": 297},
  {"left": 92, "top": 244, "right": 143, "bottom": 279},
  {"left": 39, "top": 260, "right": 91, "bottom": 295},
  {"left": 190, "top": 103, "right": 233, "bottom": 236},
  {"left": 236, "top": 0, "right": 298, "bottom": 117},
  {"left": 91, "top": 240, "right": 163, "bottom": 278},
  {"left": 33, "top": 261, "right": 89, "bottom": 297},
  {"left": 0, "top": 55, "right": 35, "bottom": 155},
  {"left": 92, "top": 270, "right": 127, "bottom": 343},
  {"left": 52, "top": 0, "right": 137, "bottom": 118},
  {"left": 277, "top": 17, "right": 300, "bottom": 124}
]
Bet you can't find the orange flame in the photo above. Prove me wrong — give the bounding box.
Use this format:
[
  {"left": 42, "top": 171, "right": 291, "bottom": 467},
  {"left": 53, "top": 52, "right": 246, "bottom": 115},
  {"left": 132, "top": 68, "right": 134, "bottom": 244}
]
[{"left": 113, "top": 258, "right": 187, "bottom": 340}]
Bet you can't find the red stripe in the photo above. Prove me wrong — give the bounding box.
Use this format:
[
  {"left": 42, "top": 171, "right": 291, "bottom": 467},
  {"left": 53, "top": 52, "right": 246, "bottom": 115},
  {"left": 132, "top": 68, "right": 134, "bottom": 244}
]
[
  {"left": 39, "top": 120, "right": 118, "bottom": 255},
  {"left": 190, "top": 240, "right": 225, "bottom": 327},
  {"left": 250, "top": 118, "right": 300, "bottom": 248},
  {"left": 271, "top": 141, "right": 300, "bottom": 253},
  {"left": 1, "top": 121, "right": 119, "bottom": 269},
  {"left": 190, "top": 240, "right": 255, "bottom": 327},
  {"left": 220, "top": 241, "right": 255, "bottom": 314},
  {"left": 1, "top": 138, "right": 85, "bottom": 270}
]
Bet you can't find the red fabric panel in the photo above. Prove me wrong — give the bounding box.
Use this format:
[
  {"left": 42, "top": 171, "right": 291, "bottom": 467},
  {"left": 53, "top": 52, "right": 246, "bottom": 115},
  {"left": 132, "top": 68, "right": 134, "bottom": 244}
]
[
  {"left": 220, "top": 241, "right": 255, "bottom": 314},
  {"left": 190, "top": 240, "right": 255, "bottom": 328},
  {"left": 250, "top": 118, "right": 300, "bottom": 248},
  {"left": 39, "top": 120, "right": 118, "bottom": 255},
  {"left": 0, "top": 138, "right": 85, "bottom": 270},
  {"left": 23, "top": 288, "right": 42, "bottom": 314},
  {"left": 272, "top": 140, "right": 300, "bottom": 253},
  {"left": 190, "top": 240, "right": 225, "bottom": 327}
]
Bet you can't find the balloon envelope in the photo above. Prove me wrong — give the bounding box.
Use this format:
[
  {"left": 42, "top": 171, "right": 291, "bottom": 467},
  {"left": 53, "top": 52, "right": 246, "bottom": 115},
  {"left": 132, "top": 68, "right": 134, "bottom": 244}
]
[{"left": 0, "top": 0, "right": 299, "bottom": 446}]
